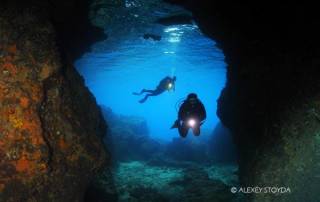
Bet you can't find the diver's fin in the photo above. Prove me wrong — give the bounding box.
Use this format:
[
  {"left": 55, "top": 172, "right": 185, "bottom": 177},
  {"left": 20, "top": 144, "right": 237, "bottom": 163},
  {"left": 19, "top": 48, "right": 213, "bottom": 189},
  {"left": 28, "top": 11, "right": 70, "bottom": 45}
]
[
  {"left": 139, "top": 97, "right": 148, "bottom": 103},
  {"left": 170, "top": 120, "right": 179, "bottom": 129}
]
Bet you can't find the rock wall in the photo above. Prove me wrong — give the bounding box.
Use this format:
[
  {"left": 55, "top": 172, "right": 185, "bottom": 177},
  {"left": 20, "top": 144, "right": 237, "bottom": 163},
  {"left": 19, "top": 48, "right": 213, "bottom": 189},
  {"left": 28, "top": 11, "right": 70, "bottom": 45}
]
[
  {"left": 101, "top": 106, "right": 162, "bottom": 162},
  {"left": 0, "top": 2, "right": 108, "bottom": 202},
  {"left": 165, "top": 1, "right": 320, "bottom": 201}
]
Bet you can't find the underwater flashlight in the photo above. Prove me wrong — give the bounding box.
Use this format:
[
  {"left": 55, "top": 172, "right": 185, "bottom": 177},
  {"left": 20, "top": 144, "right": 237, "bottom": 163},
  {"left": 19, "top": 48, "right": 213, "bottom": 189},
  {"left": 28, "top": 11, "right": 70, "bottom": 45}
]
[
  {"left": 188, "top": 119, "right": 196, "bottom": 128},
  {"left": 168, "top": 82, "right": 173, "bottom": 89}
]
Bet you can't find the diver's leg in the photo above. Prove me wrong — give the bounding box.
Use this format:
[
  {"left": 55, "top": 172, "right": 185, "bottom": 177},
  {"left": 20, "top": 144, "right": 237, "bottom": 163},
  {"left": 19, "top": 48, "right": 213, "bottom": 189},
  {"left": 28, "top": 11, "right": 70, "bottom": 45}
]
[
  {"left": 178, "top": 123, "right": 188, "bottom": 138},
  {"left": 193, "top": 126, "right": 200, "bottom": 136},
  {"left": 133, "top": 89, "right": 146, "bottom": 95},
  {"left": 139, "top": 94, "right": 150, "bottom": 103},
  {"left": 143, "top": 89, "right": 156, "bottom": 93},
  {"left": 138, "top": 90, "right": 162, "bottom": 103}
]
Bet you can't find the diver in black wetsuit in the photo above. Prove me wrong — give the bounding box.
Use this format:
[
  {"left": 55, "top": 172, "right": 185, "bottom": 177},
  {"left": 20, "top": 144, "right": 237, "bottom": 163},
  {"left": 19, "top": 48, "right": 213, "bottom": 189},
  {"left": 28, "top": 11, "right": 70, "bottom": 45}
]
[
  {"left": 171, "top": 93, "right": 206, "bottom": 137},
  {"left": 133, "top": 76, "right": 176, "bottom": 103}
]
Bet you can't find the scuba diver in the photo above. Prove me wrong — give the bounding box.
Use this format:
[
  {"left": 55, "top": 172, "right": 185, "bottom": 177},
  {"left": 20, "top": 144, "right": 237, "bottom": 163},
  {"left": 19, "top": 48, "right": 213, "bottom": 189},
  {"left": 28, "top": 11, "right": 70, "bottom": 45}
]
[
  {"left": 171, "top": 93, "right": 206, "bottom": 137},
  {"left": 133, "top": 76, "right": 176, "bottom": 103}
]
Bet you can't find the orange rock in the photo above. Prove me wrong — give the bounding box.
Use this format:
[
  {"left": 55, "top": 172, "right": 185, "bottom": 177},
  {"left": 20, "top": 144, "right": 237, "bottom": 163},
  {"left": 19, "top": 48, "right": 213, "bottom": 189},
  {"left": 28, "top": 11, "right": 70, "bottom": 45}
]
[
  {"left": 7, "top": 44, "right": 17, "bottom": 54},
  {"left": 3, "top": 62, "right": 17, "bottom": 75},
  {"left": 9, "top": 114, "right": 23, "bottom": 129},
  {"left": 59, "top": 138, "right": 68, "bottom": 150},
  {"left": 16, "top": 157, "right": 30, "bottom": 172},
  {"left": 28, "top": 53, "right": 36, "bottom": 65},
  {"left": 39, "top": 64, "right": 53, "bottom": 80},
  {"left": 20, "top": 97, "right": 29, "bottom": 108},
  {"left": 0, "top": 183, "right": 4, "bottom": 192}
]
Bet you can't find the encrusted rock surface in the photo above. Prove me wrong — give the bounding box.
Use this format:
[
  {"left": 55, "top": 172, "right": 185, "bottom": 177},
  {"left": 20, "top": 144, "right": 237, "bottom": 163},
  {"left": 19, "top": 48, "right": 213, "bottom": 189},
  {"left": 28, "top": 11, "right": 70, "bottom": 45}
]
[{"left": 0, "top": 4, "right": 108, "bottom": 202}]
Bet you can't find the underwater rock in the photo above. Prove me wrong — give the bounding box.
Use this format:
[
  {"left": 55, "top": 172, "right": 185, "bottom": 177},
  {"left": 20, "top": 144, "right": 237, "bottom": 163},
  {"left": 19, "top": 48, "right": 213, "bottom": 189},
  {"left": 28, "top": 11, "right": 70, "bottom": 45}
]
[
  {"left": 49, "top": 0, "right": 106, "bottom": 61},
  {"left": 84, "top": 168, "right": 118, "bottom": 202},
  {"left": 130, "top": 187, "right": 169, "bottom": 202},
  {"left": 165, "top": 137, "right": 210, "bottom": 163},
  {"left": 205, "top": 164, "right": 239, "bottom": 187},
  {"left": 101, "top": 106, "right": 163, "bottom": 161},
  {"left": 143, "top": 33, "right": 162, "bottom": 41},
  {"left": 178, "top": 167, "right": 235, "bottom": 202},
  {"left": 0, "top": 4, "right": 108, "bottom": 202},
  {"left": 155, "top": 14, "right": 193, "bottom": 26},
  {"left": 164, "top": 1, "right": 320, "bottom": 201},
  {"left": 114, "top": 161, "right": 241, "bottom": 202},
  {"left": 114, "top": 161, "right": 184, "bottom": 201},
  {"left": 89, "top": 0, "right": 192, "bottom": 42},
  {"left": 89, "top": 0, "right": 124, "bottom": 28},
  {"left": 208, "top": 122, "right": 237, "bottom": 163}
]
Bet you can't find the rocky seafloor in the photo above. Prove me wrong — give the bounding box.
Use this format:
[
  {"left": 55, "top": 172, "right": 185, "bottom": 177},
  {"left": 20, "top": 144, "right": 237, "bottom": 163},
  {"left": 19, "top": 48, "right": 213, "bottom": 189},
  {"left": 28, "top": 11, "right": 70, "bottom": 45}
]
[
  {"left": 114, "top": 161, "right": 241, "bottom": 202},
  {"left": 100, "top": 106, "right": 243, "bottom": 202}
]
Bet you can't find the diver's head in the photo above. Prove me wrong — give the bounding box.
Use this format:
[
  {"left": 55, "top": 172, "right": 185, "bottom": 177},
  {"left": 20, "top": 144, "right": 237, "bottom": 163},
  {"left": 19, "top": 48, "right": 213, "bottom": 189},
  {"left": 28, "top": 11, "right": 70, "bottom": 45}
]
[
  {"left": 187, "top": 93, "right": 198, "bottom": 100},
  {"left": 172, "top": 76, "right": 176, "bottom": 82},
  {"left": 187, "top": 93, "right": 198, "bottom": 104}
]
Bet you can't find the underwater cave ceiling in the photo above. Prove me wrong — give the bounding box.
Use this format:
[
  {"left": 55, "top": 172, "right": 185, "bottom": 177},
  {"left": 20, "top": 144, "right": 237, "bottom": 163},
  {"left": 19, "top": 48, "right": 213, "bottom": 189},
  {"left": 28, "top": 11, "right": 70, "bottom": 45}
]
[
  {"left": 89, "top": 0, "right": 194, "bottom": 45},
  {"left": 1, "top": 0, "right": 320, "bottom": 201}
]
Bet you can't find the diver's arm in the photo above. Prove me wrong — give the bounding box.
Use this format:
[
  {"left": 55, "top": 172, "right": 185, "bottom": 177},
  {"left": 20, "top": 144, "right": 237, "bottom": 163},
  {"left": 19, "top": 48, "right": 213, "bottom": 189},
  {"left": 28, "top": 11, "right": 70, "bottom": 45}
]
[
  {"left": 200, "top": 102, "right": 207, "bottom": 120},
  {"left": 178, "top": 102, "right": 187, "bottom": 120}
]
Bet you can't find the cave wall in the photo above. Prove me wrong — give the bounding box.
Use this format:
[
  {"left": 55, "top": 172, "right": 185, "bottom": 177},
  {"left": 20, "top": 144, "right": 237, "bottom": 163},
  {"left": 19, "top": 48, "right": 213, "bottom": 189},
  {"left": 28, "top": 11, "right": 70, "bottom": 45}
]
[
  {"left": 0, "top": 2, "right": 109, "bottom": 201},
  {"left": 166, "top": 1, "right": 320, "bottom": 201},
  {"left": 1, "top": 0, "right": 320, "bottom": 201}
]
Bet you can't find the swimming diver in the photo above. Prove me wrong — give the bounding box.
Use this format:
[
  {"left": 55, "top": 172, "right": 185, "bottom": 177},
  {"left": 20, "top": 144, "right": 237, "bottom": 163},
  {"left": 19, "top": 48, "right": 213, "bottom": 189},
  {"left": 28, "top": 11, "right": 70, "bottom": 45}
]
[
  {"left": 133, "top": 76, "right": 176, "bottom": 103},
  {"left": 171, "top": 93, "right": 206, "bottom": 137}
]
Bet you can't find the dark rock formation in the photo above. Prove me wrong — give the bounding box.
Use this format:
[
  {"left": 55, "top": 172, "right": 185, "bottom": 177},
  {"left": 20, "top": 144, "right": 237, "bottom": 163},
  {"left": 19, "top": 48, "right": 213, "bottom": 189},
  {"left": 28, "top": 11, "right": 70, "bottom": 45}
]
[
  {"left": 143, "top": 33, "right": 162, "bottom": 41},
  {"left": 1, "top": 0, "right": 106, "bottom": 61},
  {"left": 84, "top": 168, "right": 118, "bottom": 202},
  {"left": 89, "top": 0, "right": 192, "bottom": 44},
  {"left": 165, "top": 1, "right": 320, "bottom": 201},
  {"left": 171, "top": 167, "right": 240, "bottom": 202},
  {"left": 0, "top": 2, "right": 108, "bottom": 202},
  {"left": 101, "top": 106, "right": 163, "bottom": 162},
  {"left": 208, "top": 122, "right": 237, "bottom": 163},
  {"left": 3, "top": 0, "right": 320, "bottom": 201},
  {"left": 155, "top": 14, "right": 193, "bottom": 26}
]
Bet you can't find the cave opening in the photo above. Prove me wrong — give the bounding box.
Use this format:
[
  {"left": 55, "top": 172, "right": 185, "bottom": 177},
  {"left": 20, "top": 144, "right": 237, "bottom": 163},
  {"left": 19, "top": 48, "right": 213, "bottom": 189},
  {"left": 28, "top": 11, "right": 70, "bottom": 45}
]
[{"left": 75, "top": 0, "right": 239, "bottom": 201}]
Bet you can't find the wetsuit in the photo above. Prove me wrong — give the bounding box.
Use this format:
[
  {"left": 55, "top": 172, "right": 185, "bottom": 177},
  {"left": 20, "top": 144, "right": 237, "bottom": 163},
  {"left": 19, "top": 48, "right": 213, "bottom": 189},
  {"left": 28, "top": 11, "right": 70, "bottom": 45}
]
[
  {"left": 172, "top": 96, "right": 206, "bottom": 137},
  {"left": 133, "top": 76, "right": 175, "bottom": 103}
]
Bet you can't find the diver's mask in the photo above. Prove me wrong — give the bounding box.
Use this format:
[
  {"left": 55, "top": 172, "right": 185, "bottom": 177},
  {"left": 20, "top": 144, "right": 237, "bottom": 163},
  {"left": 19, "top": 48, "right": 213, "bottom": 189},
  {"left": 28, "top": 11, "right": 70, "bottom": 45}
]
[{"left": 189, "top": 97, "right": 198, "bottom": 104}]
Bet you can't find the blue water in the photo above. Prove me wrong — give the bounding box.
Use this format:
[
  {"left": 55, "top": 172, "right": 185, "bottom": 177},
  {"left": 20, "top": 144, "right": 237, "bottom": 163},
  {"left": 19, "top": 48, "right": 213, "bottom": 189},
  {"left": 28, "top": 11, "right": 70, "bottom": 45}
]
[{"left": 75, "top": 24, "right": 226, "bottom": 141}]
